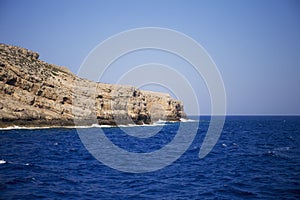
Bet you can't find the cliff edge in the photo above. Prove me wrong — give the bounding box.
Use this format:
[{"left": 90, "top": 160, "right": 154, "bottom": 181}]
[{"left": 0, "top": 44, "right": 186, "bottom": 128}]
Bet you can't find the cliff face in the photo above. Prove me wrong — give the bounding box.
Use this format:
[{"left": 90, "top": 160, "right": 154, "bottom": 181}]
[{"left": 0, "top": 44, "right": 186, "bottom": 127}]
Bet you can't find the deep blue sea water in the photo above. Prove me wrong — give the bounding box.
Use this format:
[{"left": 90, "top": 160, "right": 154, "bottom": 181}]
[{"left": 0, "top": 116, "right": 299, "bottom": 199}]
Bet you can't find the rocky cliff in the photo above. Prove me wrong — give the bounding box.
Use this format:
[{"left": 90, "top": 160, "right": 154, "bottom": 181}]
[{"left": 0, "top": 43, "right": 186, "bottom": 128}]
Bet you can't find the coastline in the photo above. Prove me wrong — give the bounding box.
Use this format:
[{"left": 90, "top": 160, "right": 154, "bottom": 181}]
[
  {"left": 0, "top": 118, "right": 195, "bottom": 130},
  {"left": 0, "top": 44, "right": 187, "bottom": 127}
]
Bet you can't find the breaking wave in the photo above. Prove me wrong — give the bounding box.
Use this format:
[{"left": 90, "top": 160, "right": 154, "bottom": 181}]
[{"left": 0, "top": 118, "right": 197, "bottom": 131}]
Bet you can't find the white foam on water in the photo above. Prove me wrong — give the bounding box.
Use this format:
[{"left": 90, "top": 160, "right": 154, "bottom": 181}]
[
  {"left": 0, "top": 124, "right": 116, "bottom": 130},
  {"left": 73, "top": 124, "right": 115, "bottom": 129},
  {"left": 118, "top": 123, "right": 166, "bottom": 128},
  {"left": 180, "top": 118, "right": 197, "bottom": 122},
  {"left": 0, "top": 126, "right": 53, "bottom": 131},
  {"left": 0, "top": 118, "right": 198, "bottom": 131},
  {"left": 0, "top": 159, "right": 6, "bottom": 164}
]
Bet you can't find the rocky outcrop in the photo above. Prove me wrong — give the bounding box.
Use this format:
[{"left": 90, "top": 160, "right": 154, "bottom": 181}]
[{"left": 0, "top": 44, "right": 186, "bottom": 128}]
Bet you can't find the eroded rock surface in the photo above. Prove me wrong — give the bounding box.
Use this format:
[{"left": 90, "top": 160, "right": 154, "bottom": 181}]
[{"left": 0, "top": 43, "right": 186, "bottom": 127}]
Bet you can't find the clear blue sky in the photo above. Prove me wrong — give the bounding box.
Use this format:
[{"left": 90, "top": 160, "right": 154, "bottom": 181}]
[{"left": 1, "top": 0, "right": 300, "bottom": 115}]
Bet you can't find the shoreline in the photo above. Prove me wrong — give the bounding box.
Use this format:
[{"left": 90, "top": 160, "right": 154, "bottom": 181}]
[
  {"left": 0, "top": 44, "right": 187, "bottom": 131},
  {"left": 0, "top": 118, "right": 196, "bottom": 131}
]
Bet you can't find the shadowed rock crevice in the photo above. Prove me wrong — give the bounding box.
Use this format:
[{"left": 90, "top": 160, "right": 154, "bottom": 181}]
[{"left": 0, "top": 43, "right": 186, "bottom": 128}]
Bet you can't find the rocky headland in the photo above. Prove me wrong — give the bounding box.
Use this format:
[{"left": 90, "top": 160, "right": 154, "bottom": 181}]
[{"left": 0, "top": 43, "right": 186, "bottom": 128}]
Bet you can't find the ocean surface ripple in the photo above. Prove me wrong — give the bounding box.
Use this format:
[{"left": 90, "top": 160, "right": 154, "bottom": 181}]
[{"left": 0, "top": 116, "right": 299, "bottom": 199}]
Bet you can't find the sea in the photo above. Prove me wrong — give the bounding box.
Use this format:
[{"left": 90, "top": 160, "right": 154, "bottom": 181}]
[{"left": 0, "top": 116, "right": 299, "bottom": 199}]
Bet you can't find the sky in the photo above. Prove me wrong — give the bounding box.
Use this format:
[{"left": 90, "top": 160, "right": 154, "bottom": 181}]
[{"left": 1, "top": 0, "right": 300, "bottom": 115}]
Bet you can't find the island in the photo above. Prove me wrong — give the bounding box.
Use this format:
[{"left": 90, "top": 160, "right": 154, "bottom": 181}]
[{"left": 0, "top": 43, "right": 186, "bottom": 128}]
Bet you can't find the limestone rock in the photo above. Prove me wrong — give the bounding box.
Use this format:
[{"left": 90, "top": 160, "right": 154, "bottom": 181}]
[{"left": 0, "top": 43, "right": 186, "bottom": 128}]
